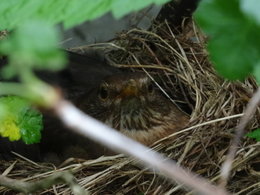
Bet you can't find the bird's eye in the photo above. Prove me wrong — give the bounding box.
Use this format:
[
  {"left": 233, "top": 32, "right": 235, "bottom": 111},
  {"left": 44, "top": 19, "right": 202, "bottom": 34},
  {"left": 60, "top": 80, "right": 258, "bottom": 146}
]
[
  {"left": 99, "top": 86, "right": 108, "bottom": 100},
  {"left": 147, "top": 83, "right": 154, "bottom": 93}
]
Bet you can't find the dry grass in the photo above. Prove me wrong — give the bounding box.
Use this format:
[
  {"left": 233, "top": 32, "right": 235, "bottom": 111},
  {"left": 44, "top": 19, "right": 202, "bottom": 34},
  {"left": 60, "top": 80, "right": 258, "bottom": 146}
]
[{"left": 1, "top": 19, "right": 259, "bottom": 194}]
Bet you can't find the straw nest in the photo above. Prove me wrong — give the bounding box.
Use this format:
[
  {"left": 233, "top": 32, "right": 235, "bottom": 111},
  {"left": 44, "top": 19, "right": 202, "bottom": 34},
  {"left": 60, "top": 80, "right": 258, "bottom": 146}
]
[{"left": 0, "top": 19, "right": 259, "bottom": 194}]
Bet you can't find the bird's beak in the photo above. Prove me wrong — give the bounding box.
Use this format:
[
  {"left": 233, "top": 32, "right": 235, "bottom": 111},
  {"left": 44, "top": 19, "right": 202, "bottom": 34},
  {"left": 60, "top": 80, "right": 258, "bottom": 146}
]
[{"left": 119, "top": 79, "right": 138, "bottom": 98}]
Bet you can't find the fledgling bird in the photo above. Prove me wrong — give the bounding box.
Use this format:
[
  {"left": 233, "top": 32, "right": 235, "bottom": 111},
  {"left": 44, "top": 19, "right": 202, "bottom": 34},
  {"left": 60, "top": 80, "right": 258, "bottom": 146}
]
[
  {"left": 0, "top": 51, "right": 189, "bottom": 162},
  {"left": 77, "top": 72, "right": 189, "bottom": 146}
]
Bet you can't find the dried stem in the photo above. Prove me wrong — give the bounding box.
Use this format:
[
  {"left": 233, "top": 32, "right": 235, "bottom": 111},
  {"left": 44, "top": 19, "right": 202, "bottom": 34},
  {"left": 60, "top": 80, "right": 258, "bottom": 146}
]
[
  {"left": 0, "top": 171, "right": 87, "bottom": 195},
  {"left": 220, "top": 87, "right": 260, "bottom": 187}
]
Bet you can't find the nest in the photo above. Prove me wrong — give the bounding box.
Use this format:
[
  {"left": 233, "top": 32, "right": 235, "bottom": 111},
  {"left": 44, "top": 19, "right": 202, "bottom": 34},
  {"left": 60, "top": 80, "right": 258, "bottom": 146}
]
[{"left": 1, "top": 19, "right": 259, "bottom": 194}]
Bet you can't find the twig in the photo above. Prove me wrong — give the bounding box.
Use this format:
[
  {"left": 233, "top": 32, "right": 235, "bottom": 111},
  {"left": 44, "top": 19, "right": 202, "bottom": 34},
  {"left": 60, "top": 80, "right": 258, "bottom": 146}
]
[
  {"left": 11, "top": 151, "right": 39, "bottom": 167},
  {"left": 235, "top": 182, "right": 260, "bottom": 195},
  {"left": 0, "top": 171, "right": 87, "bottom": 195},
  {"left": 54, "top": 99, "right": 229, "bottom": 195},
  {"left": 154, "top": 113, "right": 244, "bottom": 145},
  {"left": 114, "top": 64, "right": 174, "bottom": 72},
  {"left": 2, "top": 161, "right": 17, "bottom": 176},
  {"left": 219, "top": 87, "right": 260, "bottom": 187}
]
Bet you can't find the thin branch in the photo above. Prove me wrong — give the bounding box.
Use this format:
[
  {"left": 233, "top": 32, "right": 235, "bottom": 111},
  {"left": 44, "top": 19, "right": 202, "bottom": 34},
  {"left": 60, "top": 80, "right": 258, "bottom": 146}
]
[
  {"left": 11, "top": 151, "right": 39, "bottom": 166},
  {"left": 154, "top": 113, "right": 244, "bottom": 145},
  {"left": 54, "top": 99, "right": 229, "bottom": 195},
  {"left": 220, "top": 87, "right": 260, "bottom": 187},
  {"left": 0, "top": 171, "right": 87, "bottom": 195},
  {"left": 114, "top": 64, "right": 174, "bottom": 72}
]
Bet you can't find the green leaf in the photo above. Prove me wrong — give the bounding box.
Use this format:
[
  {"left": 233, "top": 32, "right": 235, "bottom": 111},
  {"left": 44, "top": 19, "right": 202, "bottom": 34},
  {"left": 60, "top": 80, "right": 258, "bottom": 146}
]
[
  {"left": 195, "top": 0, "right": 260, "bottom": 80},
  {"left": 246, "top": 128, "right": 260, "bottom": 141},
  {"left": 63, "top": 0, "right": 113, "bottom": 29},
  {"left": 0, "top": 20, "right": 66, "bottom": 75},
  {"left": 0, "top": 115, "right": 21, "bottom": 141},
  {"left": 19, "top": 108, "right": 43, "bottom": 144},
  {"left": 0, "top": 96, "right": 43, "bottom": 144},
  {"left": 111, "top": 0, "right": 170, "bottom": 19},
  {"left": 0, "top": 0, "right": 42, "bottom": 29},
  {"left": 0, "top": 0, "right": 170, "bottom": 30}
]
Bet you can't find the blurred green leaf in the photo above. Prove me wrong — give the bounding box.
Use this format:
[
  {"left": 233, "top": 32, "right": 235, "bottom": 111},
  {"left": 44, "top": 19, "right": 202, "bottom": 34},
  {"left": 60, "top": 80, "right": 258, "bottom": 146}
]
[
  {"left": 63, "top": 0, "right": 112, "bottom": 29},
  {"left": 0, "top": 96, "right": 43, "bottom": 144},
  {"left": 246, "top": 128, "right": 260, "bottom": 141},
  {"left": 195, "top": 0, "right": 260, "bottom": 80},
  {"left": 0, "top": 0, "right": 44, "bottom": 29},
  {"left": 0, "top": 20, "right": 66, "bottom": 77},
  {"left": 0, "top": 0, "right": 170, "bottom": 30},
  {"left": 111, "top": 0, "right": 170, "bottom": 19}
]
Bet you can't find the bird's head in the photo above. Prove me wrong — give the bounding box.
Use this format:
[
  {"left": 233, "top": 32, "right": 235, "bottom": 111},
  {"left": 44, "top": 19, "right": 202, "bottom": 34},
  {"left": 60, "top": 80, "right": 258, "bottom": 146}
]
[
  {"left": 97, "top": 72, "right": 156, "bottom": 111},
  {"left": 78, "top": 72, "right": 188, "bottom": 144},
  {"left": 84, "top": 72, "right": 175, "bottom": 132}
]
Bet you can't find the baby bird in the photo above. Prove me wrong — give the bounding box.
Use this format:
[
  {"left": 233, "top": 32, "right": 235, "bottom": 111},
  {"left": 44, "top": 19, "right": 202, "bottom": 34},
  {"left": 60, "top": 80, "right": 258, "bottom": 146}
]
[
  {"left": 0, "top": 51, "right": 189, "bottom": 162},
  {"left": 77, "top": 72, "right": 189, "bottom": 146}
]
